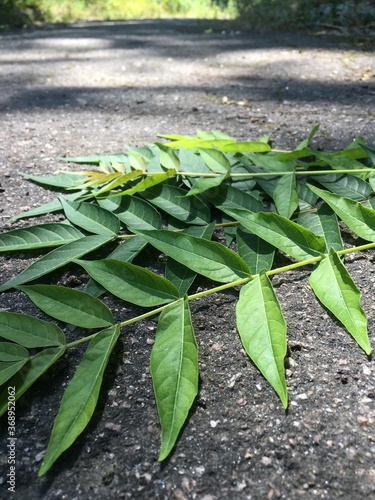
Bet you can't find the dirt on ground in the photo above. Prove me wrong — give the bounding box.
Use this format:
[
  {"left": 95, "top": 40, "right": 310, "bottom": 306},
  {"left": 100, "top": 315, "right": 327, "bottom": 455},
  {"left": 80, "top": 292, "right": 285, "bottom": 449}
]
[{"left": 0, "top": 19, "right": 375, "bottom": 500}]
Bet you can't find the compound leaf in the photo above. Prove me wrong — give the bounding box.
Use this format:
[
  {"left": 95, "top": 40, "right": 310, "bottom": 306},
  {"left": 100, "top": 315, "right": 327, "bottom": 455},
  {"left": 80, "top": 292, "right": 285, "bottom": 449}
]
[
  {"left": 236, "top": 272, "right": 288, "bottom": 408},
  {"left": 38, "top": 325, "right": 120, "bottom": 476},
  {"left": 17, "top": 285, "right": 115, "bottom": 328},
  {"left": 151, "top": 297, "right": 198, "bottom": 461},
  {"left": 309, "top": 249, "right": 371, "bottom": 355}
]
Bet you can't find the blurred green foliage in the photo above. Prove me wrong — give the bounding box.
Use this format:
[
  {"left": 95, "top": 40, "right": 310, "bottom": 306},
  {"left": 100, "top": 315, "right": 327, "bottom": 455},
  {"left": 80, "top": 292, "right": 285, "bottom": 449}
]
[{"left": 1, "top": 0, "right": 373, "bottom": 30}]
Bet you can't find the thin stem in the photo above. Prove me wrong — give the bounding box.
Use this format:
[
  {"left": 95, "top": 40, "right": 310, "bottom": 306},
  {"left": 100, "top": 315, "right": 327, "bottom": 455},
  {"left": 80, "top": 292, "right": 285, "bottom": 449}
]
[
  {"left": 144, "top": 169, "right": 372, "bottom": 179},
  {"left": 65, "top": 241, "right": 375, "bottom": 349}
]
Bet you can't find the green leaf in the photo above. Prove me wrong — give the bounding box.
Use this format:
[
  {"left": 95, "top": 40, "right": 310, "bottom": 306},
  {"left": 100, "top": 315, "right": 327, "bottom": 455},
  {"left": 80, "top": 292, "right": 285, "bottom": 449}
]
[
  {"left": 38, "top": 325, "right": 121, "bottom": 476},
  {"left": 185, "top": 174, "right": 227, "bottom": 197},
  {"left": 220, "top": 207, "right": 326, "bottom": 261},
  {"left": 178, "top": 148, "right": 211, "bottom": 174},
  {"left": 297, "top": 203, "right": 343, "bottom": 252},
  {"left": 92, "top": 171, "right": 141, "bottom": 196},
  {"left": 85, "top": 235, "right": 148, "bottom": 297},
  {"left": 297, "top": 181, "right": 319, "bottom": 208},
  {"left": 198, "top": 148, "right": 230, "bottom": 174},
  {"left": 59, "top": 198, "right": 120, "bottom": 236},
  {"left": 151, "top": 297, "right": 198, "bottom": 461},
  {"left": 60, "top": 153, "right": 129, "bottom": 166},
  {"left": 111, "top": 170, "right": 176, "bottom": 197},
  {"left": 17, "top": 285, "right": 115, "bottom": 328},
  {"left": 308, "top": 185, "right": 375, "bottom": 242},
  {"left": 236, "top": 272, "right": 288, "bottom": 408},
  {"left": 208, "top": 184, "right": 262, "bottom": 212},
  {"left": 313, "top": 173, "right": 371, "bottom": 201},
  {"left": 8, "top": 192, "right": 87, "bottom": 222},
  {"left": 0, "top": 234, "right": 114, "bottom": 292},
  {"left": 312, "top": 151, "right": 368, "bottom": 171},
  {"left": 273, "top": 172, "right": 299, "bottom": 219},
  {"left": 20, "top": 172, "right": 84, "bottom": 189},
  {"left": 0, "top": 360, "right": 28, "bottom": 386},
  {"left": 166, "top": 222, "right": 215, "bottom": 296},
  {"left": 76, "top": 259, "right": 180, "bottom": 306},
  {"left": 0, "top": 223, "right": 83, "bottom": 252},
  {"left": 237, "top": 228, "right": 275, "bottom": 274},
  {"left": 0, "top": 312, "right": 66, "bottom": 348},
  {"left": 98, "top": 195, "right": 162, "bottom": 230},
  {"left": 360, "top": 144, "right": 375, "bottom": 164},
  {"left": 245, "top": 153, "right": 295, "bottom": 173},
  {"left": 0, "top": 342, "right": 29, "bottom": 361},
  {"left": 137, "top": 230, "right": 251, "bottom": 283},
  {"left": 309, "top": 249, "right": 371, "bottom": 355},
  {"left": 141, "top": 184, "right": 211, "bottom": 225},
  {"left": 219, "top": 141, "right": 271, "bottom": 153},
  {"left": 0, "top": 346, "right": 66, "bottom": 417},
  {"left": 295, "top": 124, "right": 320, "bottom": 150}
]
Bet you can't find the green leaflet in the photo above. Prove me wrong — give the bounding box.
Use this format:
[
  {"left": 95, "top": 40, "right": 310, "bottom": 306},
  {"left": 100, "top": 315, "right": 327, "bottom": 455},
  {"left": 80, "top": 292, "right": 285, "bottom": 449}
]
[
  {"left": 0, "top": 346, "right": 66, "bottom": 417},
  {"left": 38, "top": 325, "right": 121, "bottom": 476},
  {"left": 185, "top": 174, "right": 227, "bottom": 197},
  {"left": 0, "top": 234, "right": 114, "bottom": 292},
  {"left": 140, "top": 184, "right": 211, "bottom": 225},
  {"left": 20, "top": 172, "right": 84, "bottom": 189},
  {"left": 59, "top": 153, "right": 129, "bottom": 166},
  {"left": 59, "top": 198, "right": 120, "bottom": 236},
  {"left": 220, "top": 207, "right": 326, "bottom": 261},
  {"left": 92, "top": 171, "right": 141, "bottom": 196},
  {"left": 0, "top": 342, "right": 29, "bottom": 385},
  {"left": 273, "top": 172, "right": 299, "bottom": 219},
  {"left": 17, "top": 285, "right": 115, "bottom": 328},
  {"left": 309, "top": 249, "right": 371, "bottom": 355},
  {"left": 209, "top": 184, "right": 262, "bottom": 212},
  {"left": 0, "top": 360, "right": 28, "bottom": 386},
  {"left": 111, "top": 170, "right": 176, "bottom": 197},
  {"left": 313, "top": 173, "right": 371, "bottom": 201},
  {"left": 137, "top": 229, "right": 252, "bottom": 283},
  {"left": 0, "top": 312, "right": 66, "bottom": 347},
  {"left": 166, "top": 222, "right": 216, "bottom": 296},
  {"left": 297, "top": 203, "right": 343, "bottom": 252},
  {"left": 308, "top": 185, "right": 375, "bottom": 242},
  {"left": 0, "top": 342, "right": 29, "bottom": 361},
  {"left": 198, "top": 148, "right": 230, "bottom": 174},
  {"left": 237, "top": 228, "right": 275, "bottom": 274},
  {"left": 151, "top": 297, "right": 198, "bottom": 461},
  {"left": 178, "top": 147, "right": 211, "bottom": 174},
  {"left": 85, "top": 235, "right": 148, "bottom": 298},
  {"left": 0, "top": 223, "right": 83, "bottom": 252},
  {"left": 236, "top": 272, "right": 288, "bottom": 408},
  {"left": 8, "top": 192, "right": 87, "bottom": 222},
  {"left": 98, "top": 195, "right": 162, "bottom": 230},
  {"left": 76, "top": 259, "right": 180, "bottom": 306},
  {"left": 295, "top": 124, "right": 320, "bottom": 150}
]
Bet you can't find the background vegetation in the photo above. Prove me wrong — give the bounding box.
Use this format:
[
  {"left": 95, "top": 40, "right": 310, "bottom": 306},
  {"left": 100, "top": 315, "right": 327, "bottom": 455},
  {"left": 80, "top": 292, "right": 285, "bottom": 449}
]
[{"left": 1, "top": 0, "right": 374, "bottom": 30}]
